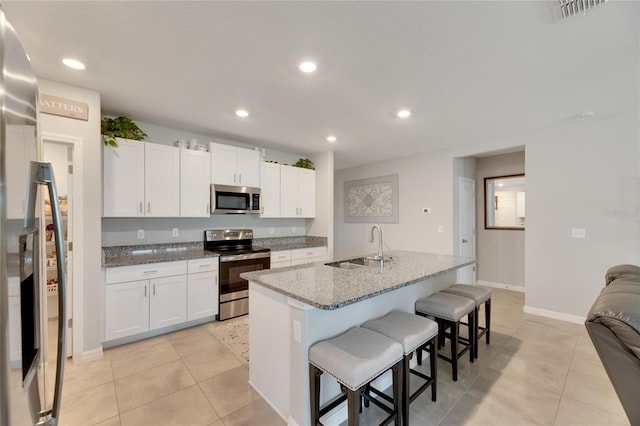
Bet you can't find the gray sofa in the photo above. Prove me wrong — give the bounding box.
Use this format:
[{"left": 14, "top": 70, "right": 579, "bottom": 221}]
[{"left": 585, "top": 264, "right": 640, "bottom": 425}]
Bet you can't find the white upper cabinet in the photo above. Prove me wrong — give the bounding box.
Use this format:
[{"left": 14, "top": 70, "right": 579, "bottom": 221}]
[
  {"left": 103, "top": 139, "right": 180, "bottom": 217},
  {"left": 260, "top": 162, "right": 281, "bottom": 217},
  {"left": 144, "top": 143, "right": 180, "bottom": 217},
  {"left": 280, "top": 165, "right": 316, "bottom": 218},
  {"left": 103, "top": 138, "right": 145, "bottom": 217},
  {"left": 5, "top": 125, "right": 37, "bottom": 219},
  {"left": 210, "top": 142, "right": 260, "bottom": 188},
  {"left": 180, "top": 149, "right": 211, "bottom": 217}
]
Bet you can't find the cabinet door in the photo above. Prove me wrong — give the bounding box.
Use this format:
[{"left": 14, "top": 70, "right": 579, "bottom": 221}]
[
  {"left": 260, "top": 162, "right": 280, "bottom": 217},
  {"left": 145, "top": 143, "right": 180, "bottom": 217},
  {"left": 105, "top": 280, "right": 149, "bottom": 341},
  {"left": 297, "top": 168, "right": 316, "bottom": 218},
  {"left": 210, "top": 142, "right": 237, "bottom": 185},
  {"left": 236, "top": 148, "right": 260, "bottom": 187},
  {"left": 180, "top": 149, "right": 211, "bottom": 217},
  {"left": 187, "top": 270, "right": 218, "bottom": 321},
  {"left": 6, "top": 125, "right": 36, "bottom": 219},
  {"left": 279, "top": 165, "right": 299, "bottom": 217},
  {"left": 103, "top": 138, "right": 145, "bottom": 217},
  {"left": 149, "top": 275, "right": 187, "bottom": 330}
]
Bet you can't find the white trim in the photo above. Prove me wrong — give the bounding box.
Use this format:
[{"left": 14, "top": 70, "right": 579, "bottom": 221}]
[
  {"left": 477, "top": 279, "right": 524, "bottom": 293},
  {"left": 523, "top": 305, "right": 586, "bottom": 324},
  {"left": 42, "top": 132, "right": 84, "bottom": 362},
  {"left": 248, "top": 380, "right": 288, "bottom": 423},
  {"left": 73, "top": 347, "right": 103, "bottom": 364}
]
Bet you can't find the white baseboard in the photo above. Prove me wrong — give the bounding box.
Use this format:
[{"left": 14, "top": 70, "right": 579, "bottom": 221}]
[
  {"left": 248, "top": 380, "right": 288, "bottom": 423},
  {"left": 477, "top": 280, "right": 525, "bottom": 293},
  {"left": 523, "top": 305, "right": 586, "bottom": 324},
  {"left": 74, "top": 347, "right": 103, "bottom": 364}
]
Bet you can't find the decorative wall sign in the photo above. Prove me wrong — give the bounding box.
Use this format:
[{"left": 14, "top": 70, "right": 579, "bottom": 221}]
[
  {"left": 344, "top": 174, "right": 399, "bottom": 223},
  {"left": 40, "top": 94, "right": 89, "bottom": 121}
]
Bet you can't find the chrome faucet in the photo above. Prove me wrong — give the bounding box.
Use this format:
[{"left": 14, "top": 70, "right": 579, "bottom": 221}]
[{"left": 369, "top": 224, "right": 384, "bottom": 269}]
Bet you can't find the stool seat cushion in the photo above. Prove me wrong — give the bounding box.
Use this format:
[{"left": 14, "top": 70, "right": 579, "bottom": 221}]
[
  {"left": 362, "top": 311, "right": 438, "bottom": 355},
  {"left": 309, "top": 327, "right": 403, "bottom": 391},
  {"left": 415, "top": 292, "right": 475, "bottom": 322},
  {"left": 441, "top": 284, "right": 492, "bottom": 306}
]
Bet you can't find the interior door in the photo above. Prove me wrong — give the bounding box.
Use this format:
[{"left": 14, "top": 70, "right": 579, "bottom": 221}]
[{"left": 458, "top": 177, "right": 476, "bottom": 284}]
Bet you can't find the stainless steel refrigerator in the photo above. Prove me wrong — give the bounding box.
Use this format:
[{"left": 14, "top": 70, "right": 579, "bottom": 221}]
[{"left": 0, "top": 7, "right": 67, "bottom": 426}]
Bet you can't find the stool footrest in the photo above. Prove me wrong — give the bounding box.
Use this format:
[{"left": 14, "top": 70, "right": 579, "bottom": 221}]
[{"left": 409, "top": 368, "right": 435, "bottom": 404}]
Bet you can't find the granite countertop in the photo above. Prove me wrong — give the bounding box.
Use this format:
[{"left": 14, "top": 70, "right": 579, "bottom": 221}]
[
  {"left": 241, "top": 250, "right": 475, "bottom": 310},
  {"left": 253, "top": 236, "right": 327, "bottom": 251},
  {"left": 103, "top": 242, "right": 218, "bottom": 268}
]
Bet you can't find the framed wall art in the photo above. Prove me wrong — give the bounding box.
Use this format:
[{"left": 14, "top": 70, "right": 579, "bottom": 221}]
[{"left": 344, "top": 174, "right": 399, "bottom": 223}]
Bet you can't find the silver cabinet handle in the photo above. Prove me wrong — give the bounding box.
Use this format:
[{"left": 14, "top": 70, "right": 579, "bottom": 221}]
[
  {"left": 139, "top": 202, "right": 143, "bottom": 213},
  {"left": 206, "top": 203, "right": 209, "bottom": 214},
  {"left": 143, "top": 270, "right": 158, "bottom": 274},
  {"left": 144, "top": 285, "right": 147, "bottom": 297},
  {"left": 153, "top": 283, "right": 156, "bottom": 296},
  {"left": 239, "top": 173, "right": 242, "bottom": 184},
  {"left": 199, "top": 264, "right": 211, "bottom": 268},
  {"left": 233, "top": 173, "right": 237, "bottom": 184},
  {"left": 25, "top": 161, "right": 67, "bottom": 423},
  {"left": 462, "top": 239, "right": 468, "bottom": 243},
  {"left": 147, "top": 202, "right": 151, "bottom": 213}
]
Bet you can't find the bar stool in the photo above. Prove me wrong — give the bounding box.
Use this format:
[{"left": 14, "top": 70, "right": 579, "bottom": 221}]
[
  {"left": 309, "top": 327, "right": 403, "bottom": 426},
  {"left": 362, "top": 311, "right": 438, "bottom": 426},
  {"left": 415, "top": 292, "right": 475, "bottom": 381},
  {"left": 441, "top": 284, "right": 492, "bottom": 359}
]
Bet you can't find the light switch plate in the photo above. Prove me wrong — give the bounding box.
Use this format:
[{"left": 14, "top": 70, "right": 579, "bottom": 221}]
[
  {"left": 172, "top": 228, "right": 179, "bottom": 237},
  {"left": 571, "top": 228, "right": 586, "bottom": 239},
  {"left": 291, "top": 226, "right": 297, "bottom": 233},
  {"left": 438, "top": 225, "right": 444, "bottom": 233},
  {"left": 137, "top": 230, "right": 144, "bottom": 239},
  {"left": 292, "top": 320, "right": 302, "bottom": 343}
]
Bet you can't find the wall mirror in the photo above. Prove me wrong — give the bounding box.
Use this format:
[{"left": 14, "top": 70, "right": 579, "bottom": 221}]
[{"left": 485, "top": 174, "right": 525, "bottom": 230}]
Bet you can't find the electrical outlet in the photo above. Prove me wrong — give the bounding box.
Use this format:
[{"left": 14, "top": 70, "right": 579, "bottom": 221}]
[
  {"left": 437, "top": 225, "right": 444, "bottom": 233},
  {"left": 172, "top": 228, "right": 179, "bottom": 237},
  {"left": 292, "top": 320, "right": 302, "bottom": 343},
  {"left": 423, "top": 207, "right": 432, "bottom": 215},
  {"left": 269, "top": 227, "right": 274, "bottom": 234},
  {"left": 137, "top": 229, "right": 144, "bottom": 239},
  {"left": 571, "top": 228, "right": 586, "bottom": 239},
  {"left": 292, "top": 226, "right": 297, "bottom": 233}
]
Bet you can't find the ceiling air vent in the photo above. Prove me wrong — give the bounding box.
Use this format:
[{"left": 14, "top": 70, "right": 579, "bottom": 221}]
[{"left": 560, "top": 0, "right": 608, "bottom": 18}]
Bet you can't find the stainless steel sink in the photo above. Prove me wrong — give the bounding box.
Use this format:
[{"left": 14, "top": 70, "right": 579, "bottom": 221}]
[{"left": 324, "top": 256, "right": 392, "bottom": 270}]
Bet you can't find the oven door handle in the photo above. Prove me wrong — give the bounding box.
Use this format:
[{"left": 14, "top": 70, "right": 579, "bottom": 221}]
[{"left": 220, "top": 252, "right": 270, "bottom": 262}]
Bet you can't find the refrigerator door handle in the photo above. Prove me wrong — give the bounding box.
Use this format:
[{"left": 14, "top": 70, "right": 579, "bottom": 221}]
[{"left": 26, "top": 161, "right": 66, "bottom": 426}]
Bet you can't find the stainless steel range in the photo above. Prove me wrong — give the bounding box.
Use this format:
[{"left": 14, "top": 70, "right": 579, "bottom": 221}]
[{"left": 204, "top": 229, "right": 270, "bottom": 320}]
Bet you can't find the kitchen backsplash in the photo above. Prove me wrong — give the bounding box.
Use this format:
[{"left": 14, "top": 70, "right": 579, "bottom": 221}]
[{"left": 101, "top": 216, "right": 306, "bottom": 247}]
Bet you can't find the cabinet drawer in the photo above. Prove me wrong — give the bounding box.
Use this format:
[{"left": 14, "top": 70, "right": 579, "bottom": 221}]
[
  {"left": 290, "top": 247, "right": 327, "bottom": 261},
  {"left": 187, "top": 258, "right": 219, "bottom": 273},
  {"left": 271, "top": 250, "right": 291, "bottom": 263},
  {"left": 105, "top": 261, "right": 187, "bottom": 284}
]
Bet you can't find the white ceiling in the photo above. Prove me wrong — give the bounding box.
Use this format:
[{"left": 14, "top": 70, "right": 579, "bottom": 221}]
[{"left": 3, "top": 1, "right": 638, "bottom": 170}]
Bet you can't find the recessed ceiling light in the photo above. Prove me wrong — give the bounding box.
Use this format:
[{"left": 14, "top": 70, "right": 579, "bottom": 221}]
[
  {"left": 498, "top": 183, "right": 504, "bottom": 187},
  {"left": 299, "top": 61, "right": 317, "bottom": 73},
  {"left": 577, "top": 111, "right": 596, "bottom": 119},
  {"left": 235, "top": 109, "right": 249, "bottom": 118},
  {"left": 62, "top": 58, "right": 86, "bottom": 70},
  {"left": 326, "top": 135, "right": 337, "bottom": 143},
  {"left": 397, "top": 109, "right": 411, "bottom": 118}
]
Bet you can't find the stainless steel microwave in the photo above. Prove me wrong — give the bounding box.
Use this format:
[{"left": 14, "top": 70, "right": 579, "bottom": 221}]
[{"left": 210, "top": 184, "right": 261, "bottom": 214}]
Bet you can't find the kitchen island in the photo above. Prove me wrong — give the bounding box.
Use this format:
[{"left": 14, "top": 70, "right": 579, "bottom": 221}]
[{"left": 241, "top": 250, "right": 474, "bottom": 426}]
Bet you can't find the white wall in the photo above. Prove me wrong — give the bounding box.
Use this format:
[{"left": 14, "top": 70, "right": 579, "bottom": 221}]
[
  {"left": 334, "top": 149, "right": 455, "bottom": 260},
  {"left": 476, "top": 152, "right": 525, "bottom": 288},
  {"left": 334, "top": 113, "right": 639, "bottom": 320},
  {"left": 525, "top": 114, "right": 639, "bottom": 318},
  {"left": 39, "top": 79, "right": 102, "bottom": 354}
]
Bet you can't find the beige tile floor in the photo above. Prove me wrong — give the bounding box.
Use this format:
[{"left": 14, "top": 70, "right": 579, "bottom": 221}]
[{"left": 52, "top": 288, "right": 629, "bottom": 426}]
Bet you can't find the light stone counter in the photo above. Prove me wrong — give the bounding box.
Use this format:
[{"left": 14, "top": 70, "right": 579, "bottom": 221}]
[
  {"left": 241, "top": 250, "right": 475, "bottom": 310},
  {"left": 242, "top": 250, "right": 475, "bottom": 425}
]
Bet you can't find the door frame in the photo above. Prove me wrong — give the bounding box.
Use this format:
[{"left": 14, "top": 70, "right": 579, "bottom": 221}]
[
  {"left": 457, "top": 177, "right": 476, "bottom": 284},
  {"left": 42, "top": 132, "right": 84, "bottom": 361}
]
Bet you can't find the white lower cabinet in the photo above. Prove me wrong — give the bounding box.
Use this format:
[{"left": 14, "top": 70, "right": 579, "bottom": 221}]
[
  {"left": 270, "top": 247, "right": 327, "bottom": 269},
  {"left": 104, "top": 258, "right": 219, "bottom": 343},
  {"left": 187, "top": 258, "right": 219, "bottom": 321},
  {"left": 149, "top": 275, "right": 187, "bottom": 330},
  {"left": 105, "top": 280, "right": 150, "bottom": 341}
]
